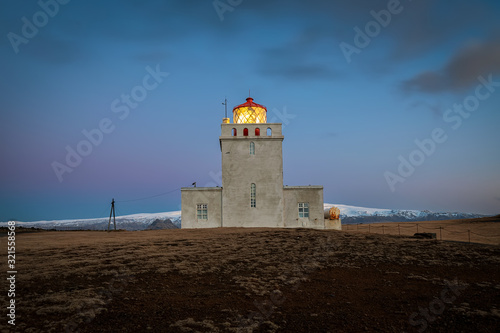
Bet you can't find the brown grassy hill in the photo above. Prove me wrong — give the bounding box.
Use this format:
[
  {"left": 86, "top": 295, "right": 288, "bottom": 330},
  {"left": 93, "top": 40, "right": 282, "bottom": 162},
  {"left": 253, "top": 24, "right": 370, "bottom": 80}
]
[
  {"left": 1, "top": 227, "right": 499, "bottom": 332},
  {"left": 343, "top": 215, "right": 500, "bottom": 245}
]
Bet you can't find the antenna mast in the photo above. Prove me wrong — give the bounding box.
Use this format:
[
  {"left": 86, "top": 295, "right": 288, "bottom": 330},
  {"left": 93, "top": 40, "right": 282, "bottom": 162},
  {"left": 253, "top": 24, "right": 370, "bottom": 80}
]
[{"left": 222, "top": 97, "right": 227, "bottom": 118}]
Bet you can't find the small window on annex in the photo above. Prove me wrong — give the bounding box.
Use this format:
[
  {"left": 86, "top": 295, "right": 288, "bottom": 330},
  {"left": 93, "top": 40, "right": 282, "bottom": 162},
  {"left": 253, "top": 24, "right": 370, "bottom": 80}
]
[
  {"left": 298, "top": 202, "right": 309, "bottom": 218},
  {"left": 197, "top": 204, "right": 208, "bottom": 219},
  {"left": 250, "top": 142, "right": 255, "bottom": 155}
]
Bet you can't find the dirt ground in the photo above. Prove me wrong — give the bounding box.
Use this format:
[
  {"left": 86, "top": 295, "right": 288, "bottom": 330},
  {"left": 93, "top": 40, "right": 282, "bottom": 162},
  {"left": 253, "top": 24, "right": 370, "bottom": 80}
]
[{"left": 1, "top": 223, "right": 499, "bottom": 332}]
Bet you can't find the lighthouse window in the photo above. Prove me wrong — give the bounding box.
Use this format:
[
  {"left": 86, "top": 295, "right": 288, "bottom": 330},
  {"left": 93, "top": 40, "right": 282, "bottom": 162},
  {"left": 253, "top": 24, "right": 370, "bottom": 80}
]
[
  {"left": 250, "top": 142, "right": 255, "bottom": 155},
  {"left": 298, "top": 202, "right": 309, "bottom": 218},
  {"left": 232, "top": 128, "right": 237, "bottom": 136},
  {"left": 267, "top": 127, "right": 272, "bottom": 136},
  {"left": 250, "top": 183, "right": 256, "bottom": 207},
  {"left": 243, "top": 128, "right": 249, "bottom": 136},
  {"left": 255, "top": 128, "right": 260, "bottom": 136},
  {"left": 197, "top": 204, "right": 208, "bottom": 220}
]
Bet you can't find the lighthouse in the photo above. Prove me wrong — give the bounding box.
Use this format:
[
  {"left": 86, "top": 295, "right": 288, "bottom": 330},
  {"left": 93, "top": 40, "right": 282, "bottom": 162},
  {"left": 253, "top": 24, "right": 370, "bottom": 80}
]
[
  {"left": 221, "top": 97, "right": 285, "bottom": 227},
  {"left": 181, "top": 97, "right": 337, "bottom": 229}
]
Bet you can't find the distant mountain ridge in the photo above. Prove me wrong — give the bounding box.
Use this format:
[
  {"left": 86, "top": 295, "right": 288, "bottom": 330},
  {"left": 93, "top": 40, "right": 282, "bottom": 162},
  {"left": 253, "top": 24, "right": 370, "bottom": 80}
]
[
  {"left": 0, "top": 211, "right": 182, "bottom": 231},
  {"left": 0, "top": 204, "right": 487, "bottom": 230},
  {"left": 325, "top": 204, "right": 486, "bottom": 224},
  {"left": 147, "top": 219, "right": 178, "bottom": 230}
]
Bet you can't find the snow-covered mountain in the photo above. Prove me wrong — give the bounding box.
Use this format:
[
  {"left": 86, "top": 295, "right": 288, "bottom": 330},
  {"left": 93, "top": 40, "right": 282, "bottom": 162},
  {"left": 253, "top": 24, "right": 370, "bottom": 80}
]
[
  {"left": 0, "top": 211, "right": 182, "bottom": 231},
  {"left": 0, "top": 204, "right": 486, "bottom": 230},
  {"left": 325, "top": 204, "right": 485, "bottom": 224}
]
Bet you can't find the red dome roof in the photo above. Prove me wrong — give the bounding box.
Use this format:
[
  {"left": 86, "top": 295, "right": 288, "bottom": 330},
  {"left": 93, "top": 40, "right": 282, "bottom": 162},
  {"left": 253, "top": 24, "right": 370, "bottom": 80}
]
[{"left": 232, "top": 97, "right": 267, "bottom": 112}]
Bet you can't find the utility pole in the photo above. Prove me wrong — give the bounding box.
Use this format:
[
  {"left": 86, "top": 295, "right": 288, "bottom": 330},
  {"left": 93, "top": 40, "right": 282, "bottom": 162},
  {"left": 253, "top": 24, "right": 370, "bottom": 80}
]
[{"left": 108, "top": 198, "right": 116, "bottom": 232}]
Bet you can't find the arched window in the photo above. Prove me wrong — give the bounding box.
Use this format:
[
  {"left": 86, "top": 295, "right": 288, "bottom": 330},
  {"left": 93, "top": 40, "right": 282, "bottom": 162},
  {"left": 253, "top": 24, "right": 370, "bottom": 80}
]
[
  {"left": 267, "top": 127, "right": 272, "bottom": 136},
  {"left": 232, "top": 128, "right": 237, "bottom": 136},
  {"left": 255, "top": 128, "right": 260, "bottom": 136},
  {"left": 250, "top": 142, "right": 255, "bottom": 155},
  {"left": 250, "top": 183, "right": 256, "bottom": 207},
  {"left": 243, "top": 128, "right": 249, "bottom": 136}
]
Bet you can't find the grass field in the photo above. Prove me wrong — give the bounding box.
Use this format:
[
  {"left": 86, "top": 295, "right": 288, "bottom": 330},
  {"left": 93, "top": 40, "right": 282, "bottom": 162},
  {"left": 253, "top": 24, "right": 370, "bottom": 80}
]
[
  {"left": 1, "top": 218, "right": 499, "bottom": 332},
  {"left": 342, "top": 215, "right": 500, "bottom": 245}
]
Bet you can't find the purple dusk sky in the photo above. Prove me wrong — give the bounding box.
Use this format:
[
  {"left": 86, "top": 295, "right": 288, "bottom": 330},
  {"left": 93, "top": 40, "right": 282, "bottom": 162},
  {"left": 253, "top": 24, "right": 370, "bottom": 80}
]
[{"left": 1, "top": 0, "right": 499, "bottom": 221}]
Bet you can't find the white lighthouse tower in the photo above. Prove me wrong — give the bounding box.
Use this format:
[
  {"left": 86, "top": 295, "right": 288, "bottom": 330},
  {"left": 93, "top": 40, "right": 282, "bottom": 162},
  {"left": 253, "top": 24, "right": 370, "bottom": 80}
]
[
  {"left": 220, "top": 97, "right": 284, "bottom": 227},
  {"left": 181, "top": 96, "right": 336, "bottom": 229}
]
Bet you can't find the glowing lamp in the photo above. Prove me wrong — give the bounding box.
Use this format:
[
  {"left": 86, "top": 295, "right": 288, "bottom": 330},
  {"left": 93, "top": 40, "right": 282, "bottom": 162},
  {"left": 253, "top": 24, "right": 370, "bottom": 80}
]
[{"left": 233, "top": 97, "right": 267, "bottom": 124}]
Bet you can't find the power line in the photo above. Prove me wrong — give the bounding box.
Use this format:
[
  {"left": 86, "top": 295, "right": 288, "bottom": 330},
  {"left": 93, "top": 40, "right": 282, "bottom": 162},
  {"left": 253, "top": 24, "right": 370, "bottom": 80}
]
[{"left": 116, "top": 188, "right": 181, "bottom": 203}]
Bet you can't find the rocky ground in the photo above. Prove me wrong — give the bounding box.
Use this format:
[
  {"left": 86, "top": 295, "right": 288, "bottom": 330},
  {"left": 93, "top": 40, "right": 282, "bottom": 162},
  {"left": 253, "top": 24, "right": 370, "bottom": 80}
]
[{"left": 1, "top": 225, "right": 499, "bottom": 332}]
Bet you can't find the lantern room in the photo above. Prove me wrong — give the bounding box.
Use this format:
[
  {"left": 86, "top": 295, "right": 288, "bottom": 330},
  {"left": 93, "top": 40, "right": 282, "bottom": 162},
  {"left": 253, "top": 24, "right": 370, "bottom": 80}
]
[{"left": 232, "top": 97, "right": 267, "bottom": 124}]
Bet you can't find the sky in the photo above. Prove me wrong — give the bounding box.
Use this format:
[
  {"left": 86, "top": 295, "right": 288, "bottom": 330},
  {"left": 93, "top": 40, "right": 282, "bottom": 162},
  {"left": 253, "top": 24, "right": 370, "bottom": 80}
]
[{"left": 1, "top": 0, "right": 499, "bottom": 221}]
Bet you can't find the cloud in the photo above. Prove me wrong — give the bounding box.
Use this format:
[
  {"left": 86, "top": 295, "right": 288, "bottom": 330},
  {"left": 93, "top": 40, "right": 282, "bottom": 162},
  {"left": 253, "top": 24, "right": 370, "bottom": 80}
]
[
  {"left": 261, "top": 63, "right": 338, "bottom": 80},
  {"left": 134, "top": 51, "right": 171, "bottom": 63},
  {"left": 402, "top": 72, "right": 449, "bottom": 94},
  {"left": 407, "top": 100, "right": 445, "bottom": 118},
  {"left": 401, "top": 37, "right": 500, "bottom": 94},
  {"left": 387, "top": 0, "right": 495, "bottom": 60},
  {"left": 4, "top": 0, "right": 498, "bottom": 70},
  {"left": 25, "top": 35, "right": 80, "bottom": 64},
  {"left": 257, "top": 27, "right": 339, "bottom": 80},
  {"left": 238, "top": 0, "right": 500, "bottom": 80},
  {"left": 321, "top": 132, "right": 338, "bottom": 139},
  {"left": 446, "top": 39, "right": 500, "bottom": 87}
]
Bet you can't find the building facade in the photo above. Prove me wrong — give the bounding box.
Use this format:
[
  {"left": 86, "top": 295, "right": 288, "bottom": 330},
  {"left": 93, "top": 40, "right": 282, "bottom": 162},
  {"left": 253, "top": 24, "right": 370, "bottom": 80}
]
[{"left": 181, "top": 97, "right": 339, "bottom": 229}]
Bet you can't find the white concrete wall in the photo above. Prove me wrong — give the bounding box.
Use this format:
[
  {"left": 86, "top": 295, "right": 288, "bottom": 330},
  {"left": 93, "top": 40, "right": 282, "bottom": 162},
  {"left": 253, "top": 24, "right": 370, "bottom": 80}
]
[
  {"left": 220, "top": 123, "right": 284, "bottom": 227},
  {"left": 325, "top": 218, "right": 342, "bottom": 230},
  {"left": 283, "top": 186, "right": 324, "bottom": 228},
  {"left": 181, "top": 187, "right": 222, "bottom": 228},
  {"left": 220, "top": 123, "right": 283, "bottom": 138}
]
